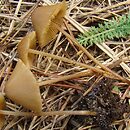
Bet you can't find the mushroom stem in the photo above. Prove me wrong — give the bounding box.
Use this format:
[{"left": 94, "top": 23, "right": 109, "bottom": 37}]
[
  {"left": 38, "top": 70, "right": 94, "bottom": 86},
  {"left": 0, "top": 110, "right": 96, "bottom": 117},
  {"left": 38, "top": 69, "right": 115, "bottom": 87},
  {"left": 52, "top": 23, "right": 130, "bottom": 84},
  {"left": 28, "top": 49, "right": 107, "bottom": 75},
  {"left": 29, "top": 49, "right": 124, "bottom": 87}
]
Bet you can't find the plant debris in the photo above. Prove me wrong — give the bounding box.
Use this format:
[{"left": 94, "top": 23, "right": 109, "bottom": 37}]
[
  {"left": 0, "top": 0, "right": 130, "bottom": 129},
  {"left": 78, "top": 13, "right": 130, "bottom": 46},
  {"left": 68, "top": 77, "right": 130, "bottom": 130}
]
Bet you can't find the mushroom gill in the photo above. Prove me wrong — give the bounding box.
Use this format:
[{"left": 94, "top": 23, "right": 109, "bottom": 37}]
[
  {"left": 31, "top": 1, "right": 66, "bottom": 47},
  {"left": 5, "top": 60, "right": 42, "bottom": 113},
  {"left": 17, "top": 31, "right": 36, "bottom": 68},
  {"left": 0, "top": 93, "right": 5, "bottom": 129}
]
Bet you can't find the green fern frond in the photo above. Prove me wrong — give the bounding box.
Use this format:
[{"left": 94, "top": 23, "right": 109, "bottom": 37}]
[{"left": 77, "top": 14, "right": 130, "bottom": 46}]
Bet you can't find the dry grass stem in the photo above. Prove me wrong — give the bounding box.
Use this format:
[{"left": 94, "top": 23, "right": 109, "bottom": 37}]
[{"left": 0, "top": 110, "right": 96, "bottom": 116}]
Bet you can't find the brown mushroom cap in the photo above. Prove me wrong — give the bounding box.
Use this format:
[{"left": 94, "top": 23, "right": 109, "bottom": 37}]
[
  {"left": 0, "top": 93, "right": 5, "bottom": 129},
  {"left": 31, "top": 1, "right": 66, "bottom": 47},
  {"left": 17, "top": 31, "right": 36, "bottom": 68},
  {"left": 5, "top": 60, "right": 42, "bottom": 113}
]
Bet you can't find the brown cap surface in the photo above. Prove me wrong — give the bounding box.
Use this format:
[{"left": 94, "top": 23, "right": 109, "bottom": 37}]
[
  {"left": 31, "top": 1, "right": 66, "bottom": 47},
  {"left": 5, "top": 60, "right": 42, "bottom": 113},
  {"left": 17, "top": 31, "right": 36, "bottom": 68}
]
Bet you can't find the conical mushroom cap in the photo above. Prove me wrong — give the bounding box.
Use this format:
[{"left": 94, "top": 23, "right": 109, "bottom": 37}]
[
  {"left": 31, "top": 1, "right": 66, "bottom": 47},
  {"left": 17, "top": 31, "right": 36, "bottom": 68},
  {"left": 5, "top": 60, "right": 42, "bottom": 113},
  {"left": 0, "top": 93, "right": 5, "bottom": 129}
]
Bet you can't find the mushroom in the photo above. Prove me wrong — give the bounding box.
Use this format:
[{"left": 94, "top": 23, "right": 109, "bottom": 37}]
[
  {"left": 5, "top": 60, "right": 42, "bottom": 113},
  {"left": 17, "top": 36, "right": 106, "bottom": 75},
  {"left": 31, "top": 1, "right": 66, "bottom": 47},
  {"left": 17, "top": 31, "right": 36, "bottom": 68},
  {"left": 0, "top": 93, "right": 5, "bottom": 129},
  {"left": 4, "top": 59, "right": 87, "bottom": 113},
  {"left": 5, "top": 55, "right": 105, "bottom": 113},
  {"left": 18, "top": 40, "right": 104, "bottom": 73}
]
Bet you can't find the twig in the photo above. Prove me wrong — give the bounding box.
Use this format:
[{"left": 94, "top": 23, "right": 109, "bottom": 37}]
[
  {"left": 8, "top": 0, "right": 23, "bottom": 34},
  {"left": 38, "top": 70, "right": 95, "bottom": 86},
  {"left": 0, "top": 110, "right": 96, "bottom": 116},
  {"left": 82, "top": 0, "right": 130, "bottom": 16}
]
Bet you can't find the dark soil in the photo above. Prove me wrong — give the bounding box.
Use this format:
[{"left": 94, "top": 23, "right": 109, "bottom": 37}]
[{"left": 68, "top": 77, "right": 130, "bottom": 130}]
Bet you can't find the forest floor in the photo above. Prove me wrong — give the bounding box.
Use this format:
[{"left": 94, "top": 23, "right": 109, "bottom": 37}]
[{"left": 0, "top": 0, "right": 130, "bottom": 130}]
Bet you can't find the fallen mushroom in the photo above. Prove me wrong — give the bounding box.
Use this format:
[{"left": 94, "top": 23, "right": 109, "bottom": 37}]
[
  {"left": 0, "top": 93, "right": 5, "bottom": 129},
  {"left": 5, "top": 60, "right": 42, "bottom": 113},
  {"left": 31, "top": 1, "right": 66, "bottom": 47},
  {"left": 17, "top": 31, "right": 36, "bottom": 68}
]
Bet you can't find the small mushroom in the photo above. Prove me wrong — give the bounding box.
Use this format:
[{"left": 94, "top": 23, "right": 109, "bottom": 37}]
[
  {"left": 5, "top": 60, "right": 42, "bottom": 113},
  {"left": 31, "top": 1, "right": 66, "bottom": 47},
  {"left": 17, "top": 31, "right": 36, "bottom": 68},
  {"left": 0, "top": 93, "right": 5, "bottom": 129}
]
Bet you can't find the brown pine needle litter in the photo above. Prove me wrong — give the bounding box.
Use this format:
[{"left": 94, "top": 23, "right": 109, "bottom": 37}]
[{"left": 1, "top": 0, "right": 130, "bottom": 130}]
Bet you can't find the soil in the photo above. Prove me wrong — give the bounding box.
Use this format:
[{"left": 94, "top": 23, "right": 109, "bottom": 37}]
[{"left": 68, "top": 77, "right": 130, "bottom": 130}]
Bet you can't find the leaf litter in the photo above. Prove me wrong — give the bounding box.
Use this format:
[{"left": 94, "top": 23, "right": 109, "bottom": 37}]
[{"left": 0, "top": 0, "right": 130, "bottom": 130}]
